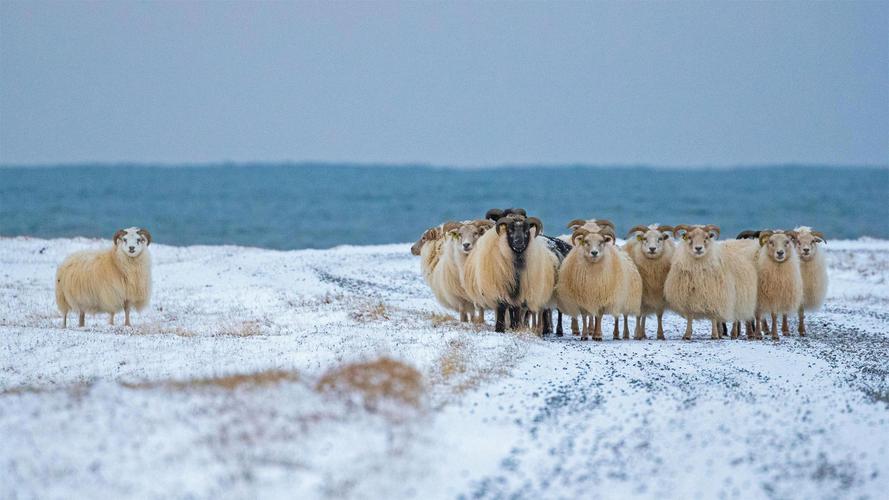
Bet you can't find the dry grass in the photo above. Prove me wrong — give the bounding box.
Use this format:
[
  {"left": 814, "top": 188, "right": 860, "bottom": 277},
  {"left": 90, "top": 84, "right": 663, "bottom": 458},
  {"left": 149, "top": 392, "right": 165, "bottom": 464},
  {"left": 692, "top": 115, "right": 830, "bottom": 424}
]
[
  {"left": 315, "top": 357, "right": 423, "bottom": 411},
  {"left": 121, "top": 369, "right": 299, "bottom": 391},
  {"left": 438, "top": 339, "right": 468, "bottom": 379},
  {"left": 429, "top": 312, "right": 457, "bottom": 326},
  {"left": 350, "top": 301, "right": 390, "bottom": 323}
]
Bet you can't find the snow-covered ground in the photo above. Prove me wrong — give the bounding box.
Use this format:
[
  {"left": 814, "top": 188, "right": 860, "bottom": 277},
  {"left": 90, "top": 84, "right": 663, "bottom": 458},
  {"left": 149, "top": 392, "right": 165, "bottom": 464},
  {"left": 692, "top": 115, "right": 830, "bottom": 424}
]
[{"left": 1, "top": 236, "right": 888, "bottom": 499}]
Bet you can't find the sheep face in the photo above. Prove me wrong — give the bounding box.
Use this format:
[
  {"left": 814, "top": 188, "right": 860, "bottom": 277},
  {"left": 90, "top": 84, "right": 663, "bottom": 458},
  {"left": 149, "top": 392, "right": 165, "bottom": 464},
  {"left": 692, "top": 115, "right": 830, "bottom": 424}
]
[
  {"left": 113, "top": 227, "right": 151, "bottom": 258},
  {"left": 410, "top": 227, "right": 439, "bottom": 256},
  {"left": 496, "top": 215, "right": 542, "bottom": 254},
  {"left": 450, "top": 220, "right": 493, "bottom": 255},
  {"left": 760, "top": 231, "right": 797, "bottom": 263},
  {"left": 794, "top": 228, "right": 825, "bottom": 262},
  {"left": 675, "top": 225, "right": 719, "bottom": 259},
  {"left": 573, "top": 231, "right": 613, "bottom": 263},
  {"left": 631, "top": 225, "right": 673, "bottom": 259}
]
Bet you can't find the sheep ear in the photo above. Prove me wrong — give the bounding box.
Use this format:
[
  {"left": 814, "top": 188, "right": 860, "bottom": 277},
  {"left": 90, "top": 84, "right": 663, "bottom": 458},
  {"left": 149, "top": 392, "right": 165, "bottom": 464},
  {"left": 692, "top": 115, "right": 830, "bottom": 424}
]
[
  {"left": 113, "top": 229, "right": 126, "bottom": 245},
  {"left": 758, "top": 233, "right": 770, "bottom": 246},
  {"left": 604, "top": 235, "right": 614, "bottom": 244},
  {"left": 137, "top": 228, "right": 152, "bottom": 245}
]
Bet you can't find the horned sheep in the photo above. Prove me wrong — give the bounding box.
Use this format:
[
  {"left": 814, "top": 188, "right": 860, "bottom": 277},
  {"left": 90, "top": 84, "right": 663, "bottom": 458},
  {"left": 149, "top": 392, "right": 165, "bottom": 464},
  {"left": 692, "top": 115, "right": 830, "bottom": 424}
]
[
  {"left": 55, "top": 227, "right": 153, "bottom": 328},
  {"left": 792, "top": 226, "right": 828, "bottom": 335},
  {"left": 624, "top": 224, "right": 675, "bottom": 339},
  {"left": 754, "top": 230, "right": 804, "bottom": 340}
]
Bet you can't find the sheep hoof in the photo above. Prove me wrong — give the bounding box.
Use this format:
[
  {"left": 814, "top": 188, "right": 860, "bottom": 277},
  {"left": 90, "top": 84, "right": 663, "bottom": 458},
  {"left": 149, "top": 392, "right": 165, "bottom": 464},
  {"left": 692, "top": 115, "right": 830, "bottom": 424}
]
[{"left": 580, "top": 336, "right": 588, "bottom": 341}]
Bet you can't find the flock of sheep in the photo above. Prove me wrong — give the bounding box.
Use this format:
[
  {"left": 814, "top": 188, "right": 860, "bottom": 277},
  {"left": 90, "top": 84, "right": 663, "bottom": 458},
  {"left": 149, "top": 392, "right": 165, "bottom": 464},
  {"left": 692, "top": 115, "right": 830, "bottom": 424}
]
[{"left": 412, "top": 208, "right": 828, "bottom": 340}]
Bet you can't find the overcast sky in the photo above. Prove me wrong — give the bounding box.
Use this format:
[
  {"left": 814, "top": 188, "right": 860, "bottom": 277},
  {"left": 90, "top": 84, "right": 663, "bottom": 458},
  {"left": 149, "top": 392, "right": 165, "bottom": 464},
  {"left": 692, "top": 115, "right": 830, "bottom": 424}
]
[{"left": 1, "top": 1, "right": 886, "bottom": 167}]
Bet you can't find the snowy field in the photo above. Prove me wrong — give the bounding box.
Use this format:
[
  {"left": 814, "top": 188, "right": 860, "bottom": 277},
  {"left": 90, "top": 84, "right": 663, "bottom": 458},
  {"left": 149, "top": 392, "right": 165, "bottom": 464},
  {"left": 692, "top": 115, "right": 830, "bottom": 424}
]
[{"left": 1, "top": 236, "right": 888, "bottom": 499}]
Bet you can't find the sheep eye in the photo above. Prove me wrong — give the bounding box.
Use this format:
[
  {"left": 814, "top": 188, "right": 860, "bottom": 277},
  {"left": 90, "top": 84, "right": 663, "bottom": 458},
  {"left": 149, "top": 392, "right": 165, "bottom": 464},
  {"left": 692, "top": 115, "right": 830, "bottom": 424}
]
[{"left": 636, "top": 235, "right": 643, "bottom": 241}]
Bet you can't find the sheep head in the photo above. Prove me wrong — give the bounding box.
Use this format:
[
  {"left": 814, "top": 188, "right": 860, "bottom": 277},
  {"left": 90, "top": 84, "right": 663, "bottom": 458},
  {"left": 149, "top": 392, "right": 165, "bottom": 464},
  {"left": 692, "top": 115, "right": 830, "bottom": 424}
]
[
  {"left": 628, "top": 224, "right": 673, "bottom": 259},
  {"left": 452, "top": 219, "right": 494, "bottom": 254},
  {"left": 793, "top": 226, "right": 826, "bottom": 261},
  {"left": 759, "top": 230, "right": 797, "bottom": 263},
  {"left": 114, "top": 227, "right": 150, "bottom": 258},
  {"left": 572, "top": 227, "right": 615, "bottom": 263},
  {"left": 674, "top": 224, "right": 719, "bottom": 258},
  {"left": 496, "top": 214, "right": 541, "bottom": 254}
]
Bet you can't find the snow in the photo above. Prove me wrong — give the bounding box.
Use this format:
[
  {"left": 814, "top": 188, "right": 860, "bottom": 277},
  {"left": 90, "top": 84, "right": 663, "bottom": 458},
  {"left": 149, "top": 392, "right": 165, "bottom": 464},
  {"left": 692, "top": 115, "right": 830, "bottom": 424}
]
[{"left": 1, "top": 236, "right": 888, "bottom": 499}]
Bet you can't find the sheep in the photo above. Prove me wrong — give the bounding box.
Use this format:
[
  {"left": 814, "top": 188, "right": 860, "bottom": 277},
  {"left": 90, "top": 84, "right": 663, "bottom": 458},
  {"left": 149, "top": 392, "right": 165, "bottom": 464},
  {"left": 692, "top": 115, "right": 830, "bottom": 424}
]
[
  {"left": 412, "top": 221, "right": 460, "bottom": 284},
  {"left": 790, "top": 226, "right": 828, "bottom": 336},
  {"left": 463, "top": 212, "right": 559, "bottom": 333},
  {"left": 428, "top": 219, "right": 493, "bottom": 322},
  {"left": 754, "top": 230, "right": 803, "bottom": 340},
  {"left": 624, "top": 224, "right": 675, "bottom": 339},
  {"left": 55, "top": 227, "right": 153, "bottom": 328},
  {"left": 555, "top": 226, "right": 642, "bottom": 341},
  {"left": 664, "top": 224, "right": 757, "bottom": 340}
]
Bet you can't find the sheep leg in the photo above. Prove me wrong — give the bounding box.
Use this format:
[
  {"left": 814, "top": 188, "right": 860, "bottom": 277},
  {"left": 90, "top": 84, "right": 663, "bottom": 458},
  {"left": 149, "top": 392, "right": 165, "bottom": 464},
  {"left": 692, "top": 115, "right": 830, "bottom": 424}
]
[
  {"left": 634, "top": 316, "right": 645, "bottom": 340},
  {"left": 612, "top": 317, "right": 620, "bottom": 340},
  {"left": 580, "top": 315, "right": 589, "bottom": 341},
  {"left": 78, "top": 311, "right": 85, "bottom": 327},
  {"left": 711, "top": 320, "right": 720, "bottom": 340},
  {"left": 745, "top": 321, "right": 754, "bottom": 339},
  {"left": 770, "top": 312, "right": 778, "bottom": 340},
  {"left": 109, "top": 313, "right": 115, "bottom": 326},
  {"left": 62, "top": 311, "right": 68, "bottom": 329},
  {"left": 509, "top": 306, "right": 522, "bottom": 330},
  {"left": 760, "top": 317, "right": 769, "bottom": 332},
  {"left": 683, "top": 317, "right": 693, "bottom": 340},
  {"left": 656, "top": 312, "right": 665, "bottom": 340},
  {"left": 622, "top": 315, "right": 630, "bottom": 340},
  {"left": 731, "top": 322, "right": 739, "bottom": 339},
  {"left": 594, "top": 315, "right": 603, "bottom": 341},
  {"left": 719, "top": 322, "right": 728, "bottom": 339},
  {"left": 781, "top": 314, "right": 790, "bottom": 335},
  {"left": 556, "top": 310, "right": 564, "bottom": 337},
  {"left": 495, "top": 303, "right": 507, "bottom": 332},
  {"left": 542, "top": 309, "right": 553, "bottom": 336},
  {"left": 571, "top": 316, "right": 580, "bottom": 336},
  {"left": 798, "top": 309, "right": 806, "bottom": 336}
]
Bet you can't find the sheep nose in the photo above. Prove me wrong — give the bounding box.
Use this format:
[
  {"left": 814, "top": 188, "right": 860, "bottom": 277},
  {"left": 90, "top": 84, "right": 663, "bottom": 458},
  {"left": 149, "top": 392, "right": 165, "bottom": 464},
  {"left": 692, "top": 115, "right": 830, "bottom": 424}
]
[
  {"left": 776, "top": 250, "right": 785, "bottom": 257},
  {"left": 694, "top": 246, "right": 703, "bottom": 252},
  {"left": 128, "top": 246, "right": 135, "bottom": 252},
  {"left": 463, "top": 243, "right": 471, "bottom": 251},
  {"left": 590, "top": 250, "right": 599, "bottom": 257},
  {"left": 803, "top": 248, "right": 810, "bottom": 254},
  {"left": 648, "top": 246, "right": 657, "bottom": 253}
]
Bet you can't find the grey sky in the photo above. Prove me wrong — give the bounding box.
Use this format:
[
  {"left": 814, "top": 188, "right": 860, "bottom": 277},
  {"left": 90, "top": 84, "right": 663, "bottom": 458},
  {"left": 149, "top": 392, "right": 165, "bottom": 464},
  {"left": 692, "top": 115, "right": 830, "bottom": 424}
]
[{"left": 1, "top": 1, "right": 886, "bottom": 166}]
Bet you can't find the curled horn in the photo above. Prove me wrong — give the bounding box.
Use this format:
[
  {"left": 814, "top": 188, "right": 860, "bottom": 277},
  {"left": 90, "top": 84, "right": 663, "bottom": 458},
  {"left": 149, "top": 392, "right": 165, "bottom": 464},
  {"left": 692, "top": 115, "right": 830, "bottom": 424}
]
[
  {"left": 504, "top": 208, "right": 527, "bottom": 217},
  {"left": 594, "top": 219, "right": 615, "bottom": 230},
  {"left": 567, "top": 218, "right": 588, "bottom": 230},
  {"left": 626, "top": 225, "right": 650, "bottom": 237},
  {"left": 657, "top": 225, "right": 674, "bottom": 235},
  {"left": 571, "top": 227, "right": 591, "bottom": 246},
  {"left": 599, "top": 226, "right": 617, "bottom": 241},
  {"left": 137, "top": 228, "right": 152, "bottom": 245},
  {"left": 672, "top": 224, "right": 693, "bottom": 237},
  {"left": 441, "top": 221, "right": 462, "bottom": 235},
  {"left": 758, "top": 230, "right": 773, "bottom": 246},
  {"left": 811, "top": 230, "right": 826, "bottom": 243},
  {"left": 485, "top": 209, "right": 504, "bottom": 222},
  {"left": 495, "top": 216, "right": 512, "bottom": 235},
  {"left": 704, "top": 224, "right": 721, "bottom": 238},
  {"left": 527, "top": 216, "right": 543, "bottom": 236},
  {"left": 473, "top": 219, "right": 494, "bottom": 231},
  {"left": 736, "top": 230, "right": 760, "bottom": 240},
  {"left": 113, "top": 229, "right": 126, "bottom": 245}
]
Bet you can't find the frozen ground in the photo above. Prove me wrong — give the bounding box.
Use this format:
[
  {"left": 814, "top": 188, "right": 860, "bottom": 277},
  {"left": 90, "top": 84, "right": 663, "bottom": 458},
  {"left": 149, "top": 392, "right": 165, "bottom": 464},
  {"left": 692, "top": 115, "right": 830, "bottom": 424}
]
[{"left": 1, "top": 236, "right": 888, "bottom": 499}]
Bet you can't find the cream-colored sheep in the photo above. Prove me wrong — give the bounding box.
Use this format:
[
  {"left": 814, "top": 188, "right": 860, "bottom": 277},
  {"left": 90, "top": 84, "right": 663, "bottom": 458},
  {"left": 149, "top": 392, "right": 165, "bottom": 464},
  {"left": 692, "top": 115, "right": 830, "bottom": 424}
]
[
  {"left": 664, "top": 225, "right": 757, "bottom": 340},
  {"left": 428, "top": 220, "right": 493, "bottom": 322},
  {"left": 754, "top": 231, "right": 803, "bottom": 340},
  {"left": 55, "top": 227, "right": 153, "bottom": 328},
  {"left": 624, "top": 224, "right": 674, "bottom": 339},
  {"left": 555, "top": 227, "right": 640, "bottom": 341},
  {"left": 462, "top": 214, "right": 558, "bottom": 333},
  {"left": 790, "top": 226, "right": 828, "bottom": 335},
  {"left": 722, "top": 238, "right": 760, "bottom": 339}
]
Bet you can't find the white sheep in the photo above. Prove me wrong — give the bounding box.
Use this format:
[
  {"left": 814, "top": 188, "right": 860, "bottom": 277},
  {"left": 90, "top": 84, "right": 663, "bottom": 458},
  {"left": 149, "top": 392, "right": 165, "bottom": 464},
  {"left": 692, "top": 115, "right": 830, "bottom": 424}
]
[
  {"left": 555, "top": 227, "right": 642, "bottom": 341},
  {"left": 624, "top": 224, "right": 675, "bottom": 339},
  {"left": 754, "top": 230, "right": 803, "bottom": 340},
  {"left": 55, "top": 227, "right": 153, "bottom": 327},
  {"left": 789, "top": 226, "right": 828, "bottom": 335},
  {"left": 428, "top": 220, "right": 493, "bottom": 322},
  {"left": 664, "top": 224, "right": 757, "bottom": 340},
  {"left": 462, "top": 213, "right": 559, "bottom": 333}
]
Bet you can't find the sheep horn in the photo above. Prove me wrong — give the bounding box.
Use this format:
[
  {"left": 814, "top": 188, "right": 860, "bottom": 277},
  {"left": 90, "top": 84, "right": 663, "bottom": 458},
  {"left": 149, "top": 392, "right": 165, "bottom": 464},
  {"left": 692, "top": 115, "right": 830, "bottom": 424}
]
[
  {"left": 527, "top": 217, "right": 543, "bottom": 236},
  {"left": 599, "top": 226, "right": 617, "bottom": 240},
  {"left": 758, "top": 230, "right": 773, "bottom": 246},
  {"left": 137, "top": 228, "right": 152, "bottom": 246},
  {"left": 567, "top": 218, "right": 588, "bottom": 230},
  {"left": 495, "top": 216, "right": 512, "bottom": 235},
  {"left": 672, "top": 224, "right": 693, "bottom": 237},
  {"left": 811, "top": 230, "right": 826, "bottom": 242},
  {"left": 474, "top": 219, "right": 494, "bottom": 231},
  {"left": 626, "top": 225, "right": 650, "bottom": 237},
  {"left": 656, "top": 225, "right": 674, "bottom": 234},
  {"left": 704, "top": 224, "right": 721, "bottom": 238},
  {"left": 736, "top": 230, "right": 760, "bottom": 240},
  {"left": 505, "top": 208, "right": 527, "bottom": 217},
  {"left": 113, "top": 229, "right": 126, "bottom": 245},
  {"left": 441, "top": 221, "right": 462, "bottom": 234},
  {"left": 594, "top": 219, "right": 615, "bottom": 229},
  {"left": 485, "top": 209, "right": 504, "bottom": 222}
]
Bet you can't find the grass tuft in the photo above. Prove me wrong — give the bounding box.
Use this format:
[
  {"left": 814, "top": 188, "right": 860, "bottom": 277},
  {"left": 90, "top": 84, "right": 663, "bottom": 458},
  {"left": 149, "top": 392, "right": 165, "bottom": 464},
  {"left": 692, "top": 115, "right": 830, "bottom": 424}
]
[{"left": 315, "top": 357, "right": 423, "bottom": 411}]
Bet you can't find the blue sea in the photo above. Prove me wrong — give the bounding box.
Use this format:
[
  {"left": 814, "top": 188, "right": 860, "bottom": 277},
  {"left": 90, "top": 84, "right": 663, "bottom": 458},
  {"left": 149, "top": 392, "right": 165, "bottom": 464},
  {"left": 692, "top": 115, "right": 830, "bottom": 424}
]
[{"left": 1, "top": 165, "right": 886, "bottom": 250}]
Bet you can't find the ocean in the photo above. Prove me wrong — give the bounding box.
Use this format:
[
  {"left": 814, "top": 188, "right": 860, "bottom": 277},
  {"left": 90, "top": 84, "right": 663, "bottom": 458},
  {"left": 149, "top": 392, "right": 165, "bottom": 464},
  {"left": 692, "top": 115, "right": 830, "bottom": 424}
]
[{"left": 1, "top": 164, "right": 886, "bottom": 250}]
